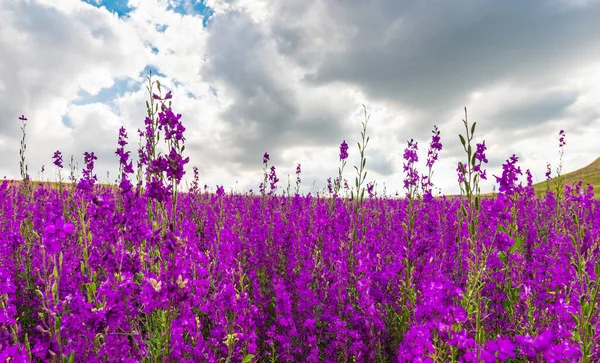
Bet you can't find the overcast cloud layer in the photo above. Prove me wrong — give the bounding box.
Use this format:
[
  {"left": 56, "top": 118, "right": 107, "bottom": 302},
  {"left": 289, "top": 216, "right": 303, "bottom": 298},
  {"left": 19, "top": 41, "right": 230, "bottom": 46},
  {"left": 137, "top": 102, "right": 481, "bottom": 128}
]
[{"left": 1, "top": 0, "right": 600, "bottom": 195}]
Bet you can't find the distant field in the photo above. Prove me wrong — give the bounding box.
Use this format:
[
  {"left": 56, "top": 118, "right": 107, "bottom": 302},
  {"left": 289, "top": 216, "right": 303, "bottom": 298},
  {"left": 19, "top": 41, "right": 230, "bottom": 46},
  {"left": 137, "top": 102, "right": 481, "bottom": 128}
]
[{"left": 532, "top": 157, "right": 600, "bottom": 199}]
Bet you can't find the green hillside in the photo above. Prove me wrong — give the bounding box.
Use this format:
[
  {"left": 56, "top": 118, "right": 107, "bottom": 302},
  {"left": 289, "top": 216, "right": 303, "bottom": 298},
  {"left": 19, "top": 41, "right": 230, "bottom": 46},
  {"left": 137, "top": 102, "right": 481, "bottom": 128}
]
[{"left": 533, "top": 157, "right": 600, "bottom": 199}]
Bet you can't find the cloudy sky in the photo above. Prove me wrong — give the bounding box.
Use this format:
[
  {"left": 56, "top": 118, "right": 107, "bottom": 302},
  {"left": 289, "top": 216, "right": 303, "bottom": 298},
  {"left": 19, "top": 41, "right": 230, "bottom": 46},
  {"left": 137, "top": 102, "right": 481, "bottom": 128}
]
[{"left": 2, "top": 0, "right": 600, "bottom": 195}]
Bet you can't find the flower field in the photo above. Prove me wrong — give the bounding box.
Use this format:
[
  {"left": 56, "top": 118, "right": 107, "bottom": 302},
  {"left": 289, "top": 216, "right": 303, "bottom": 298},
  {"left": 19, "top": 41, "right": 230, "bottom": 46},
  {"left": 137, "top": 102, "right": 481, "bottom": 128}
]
[{"left": 0, "top": 77, "right": 598, "bottom": 362}]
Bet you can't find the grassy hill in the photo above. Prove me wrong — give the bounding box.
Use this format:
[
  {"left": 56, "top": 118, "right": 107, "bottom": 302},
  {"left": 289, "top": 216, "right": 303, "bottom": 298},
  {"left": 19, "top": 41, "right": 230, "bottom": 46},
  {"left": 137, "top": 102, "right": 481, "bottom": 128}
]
[{"left": 532, "top": 157, "right": 600, "bottom": 199}]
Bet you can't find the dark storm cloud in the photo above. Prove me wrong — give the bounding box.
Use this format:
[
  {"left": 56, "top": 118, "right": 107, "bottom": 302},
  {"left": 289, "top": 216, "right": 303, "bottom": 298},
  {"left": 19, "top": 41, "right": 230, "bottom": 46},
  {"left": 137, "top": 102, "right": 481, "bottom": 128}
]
[
  {"left": 296, "top": 0, "right": 600, "bottom": 128},
  {"left": 487, "top": 90, "right": 579, "bottom": 131},
  {"left": 201, "top": 0, "right": 600, "bottom": 179},
  {"left": 201, "top": 11, "right": 353, "bottom": 171}
]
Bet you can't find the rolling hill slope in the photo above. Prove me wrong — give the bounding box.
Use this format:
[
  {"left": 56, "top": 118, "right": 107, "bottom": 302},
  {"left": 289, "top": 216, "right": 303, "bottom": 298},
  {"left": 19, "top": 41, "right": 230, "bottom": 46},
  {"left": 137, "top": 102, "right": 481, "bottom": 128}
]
[{"left": 533, "top": 157, "right": 600, "bottom": 198}]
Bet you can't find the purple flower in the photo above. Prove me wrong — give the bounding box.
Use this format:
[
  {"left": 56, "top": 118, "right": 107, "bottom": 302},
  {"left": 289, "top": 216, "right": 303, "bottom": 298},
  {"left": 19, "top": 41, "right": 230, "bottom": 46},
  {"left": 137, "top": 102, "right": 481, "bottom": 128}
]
[
  {"left": 19, "top": 115, "right": 27, "bottom": 121},
  {"left": 263, "top": 152, "right": 270, "bottom": 164},
  {"left": 559, "top": 129, "right": 566, "bottom": 148},
  {"left": 475, "top": 141, "right": 488, "bottom": 163},
  {"left": 78, "top": 151, "right": 98, "bottom": 190},
  {"left": 403, "top": 139, "right": 419, "bottom": 196},
  {"left": 165, "top": 147, "right": 189, "bottom": 184},
  {"left": 52, "top": 150, "right": 63, "bottom": 169},
  {"left": 533, "top": 329, "right": 553, "bottom": 353},
  {"left": 426, "top": 125, "right": 442, "bottom": 168},
  {"left": 339, "top": 140, "right": 349, "bottom": 160},
  {"left": 457, "top": 162, "right": 466, "bottom": 184},
  {"left": 367, "top": 183, "right": 375, "bottom": 198},
  {"left": 158, "top": 108, "right": 186, "bottom": 142},
  {"left": 296, "top": 163, "right": 302, "bottom": 185},
  {"left": 494, "top": 154, "right": 523, "bottom": 195},
  {"left": 545, "top": 162, "right": 552, "bottom": 180}
]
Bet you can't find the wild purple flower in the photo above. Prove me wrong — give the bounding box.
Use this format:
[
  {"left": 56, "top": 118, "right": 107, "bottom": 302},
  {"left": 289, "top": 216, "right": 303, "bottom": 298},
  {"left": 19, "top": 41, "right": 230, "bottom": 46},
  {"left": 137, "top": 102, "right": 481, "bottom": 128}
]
[
  {"left": 457, "top": 162, "right": 466, "bottom": 184},
  {"left": 268, "top": 165, "right": 279, "bottom": 193},
  {"left": 494, "top": 154, "right": 523, "bottom": 195},
  {"left": 339, "top": 140, "right": 349, "bottom": 160},
  {"left": 475, "top": 141, "right": 488, "bottom": 163},
  {"left": 483, "top": 336, "right": 517, "bottom": 361},
  {"left": 78, "top": 151, "right": 98, "bottom": 190},
  {"left": 43, "top": 217, "right": 75, "bottom": 253},
  {"left": 263, "top": 152, "right": 270, "bottom": 164},
  {"left": 190, "top": 166, "right": 200, "bottom": 193},
  {"left": 158, "top": 108, "right": 186, "bottom": 143},
  {"left": 116, "top": 127, "right": 134, "bottom": 175},
  {"left": 18, "top": 115, "right": 27, "bottom": 121},
  {"left": 146, "top": 176, "right": 171, "bottom": 202},
  {"left": 426, "top": 126, "right": 442, "bottom": 168},
  {"left": 295, "top": 163, "right": 302, "bottom": 185},
  {"left": 526, "top": 169, "right": 533, "bottom": 187},
  {"left": 545, "top": 162, "right": 552, "bottom": 180},
  {"left": 367, "top": 183, "right": 375, "bottom": 198},
  {"left": 52, "top": 150, "right": 63, "bottom": 169},
  {"left": 533, "top": 329, "right": 553, "bottom": 354},
  {"left": 559, "top": 129, "right": 566, "bottom": 148},
  {"left": 403, "top": 139, "right": 419, "bottom": 197},
  {"left": 165, "top": 147, "right": 190, "bottom": 184}
]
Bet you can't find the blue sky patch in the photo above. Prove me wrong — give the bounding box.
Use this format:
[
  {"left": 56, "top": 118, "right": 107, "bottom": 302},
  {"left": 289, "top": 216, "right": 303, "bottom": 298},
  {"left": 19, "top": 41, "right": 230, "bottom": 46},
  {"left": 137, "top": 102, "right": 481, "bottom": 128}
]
[
  {"left": 73, "top": 77, "right": 137, "bottom": 107},
  {"left": 167, "top": 0, "right": 214, "bottom": 27},
  {"left": 61, "top": 114, "right": 73, "bottom": 128},
  {"left": 81, "top": 0, "right": 134, "bottom": 18},
  {"left": 140, "top": 65, "right": 166, "bottom": 79},
  {"left": 155, "top": 24, "right": 169, "bottom": 33}
]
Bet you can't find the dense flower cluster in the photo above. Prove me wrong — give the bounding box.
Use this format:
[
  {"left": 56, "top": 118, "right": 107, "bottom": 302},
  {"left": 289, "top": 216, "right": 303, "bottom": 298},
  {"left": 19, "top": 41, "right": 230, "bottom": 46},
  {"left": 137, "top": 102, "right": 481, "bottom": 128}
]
[
  {"left": 2, "top": 90, "right": 598, "bottom": 362},
  {"left": 1, "top": 173, "right": 597, "bottom": 361}
]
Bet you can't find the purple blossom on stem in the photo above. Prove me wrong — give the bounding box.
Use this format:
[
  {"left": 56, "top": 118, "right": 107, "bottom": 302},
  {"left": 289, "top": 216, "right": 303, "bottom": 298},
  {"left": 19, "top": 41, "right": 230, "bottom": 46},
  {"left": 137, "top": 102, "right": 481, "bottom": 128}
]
[
  {"left": 403, "top": 139, "right": 419, "bottom": 197},
  {"left": 339, "top": 140, "right": 349, "bottom": 161},
  {"left": 426, "top": 126, "right": 442, "bottom": 168},
  {"left": 494, "top": 154, "right": 523, "bottom": 196},
  {"left": 78, "top": 151, "right": 98, "bottom": 191},
  {"left": 52, "top": 150, "right": 63, "bottom": 169}
]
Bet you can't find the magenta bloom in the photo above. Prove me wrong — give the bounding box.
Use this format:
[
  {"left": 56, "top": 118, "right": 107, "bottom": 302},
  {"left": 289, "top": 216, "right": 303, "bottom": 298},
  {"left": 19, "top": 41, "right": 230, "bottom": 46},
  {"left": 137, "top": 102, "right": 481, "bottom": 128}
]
[
  {"left": 52, "top": 150, "right": 63, "bottom": 169},
  {"left": 559, "top": 129, "right": 566, "bottom": 148},
  {"left": 339, "top": 140, "right": 349, "bottom": 160}
]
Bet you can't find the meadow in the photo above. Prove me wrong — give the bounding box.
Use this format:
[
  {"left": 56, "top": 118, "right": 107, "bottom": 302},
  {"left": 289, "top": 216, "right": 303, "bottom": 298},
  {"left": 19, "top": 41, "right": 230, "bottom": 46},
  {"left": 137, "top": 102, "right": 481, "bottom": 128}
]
[{"left": 0, "top": 76, "right": 598, "bottom": 362}]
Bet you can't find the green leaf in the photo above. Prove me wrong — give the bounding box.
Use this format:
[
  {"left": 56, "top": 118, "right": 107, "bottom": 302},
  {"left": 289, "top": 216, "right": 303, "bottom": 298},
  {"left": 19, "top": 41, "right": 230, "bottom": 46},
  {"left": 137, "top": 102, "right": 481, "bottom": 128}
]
[
  {"left": 242, "top": 354, "right": 255, "bottom": 363},
  {"left": 570, "top": 262, "right": 580, "bottom": 276},
  {"left": 497, "top": 251, "right": 507, "bottom": 265},
  {"left": 471, "top": 122, "right": 476, "bottom": 136},
  {"left": 459, "top": 134, "right": 466, "bottom": 147},
  {"left": 569, "top": 235, "right": 578, "bottom": 248},
  {"left": 510, "top": 236, "right": 523, "bottom": 254}
]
